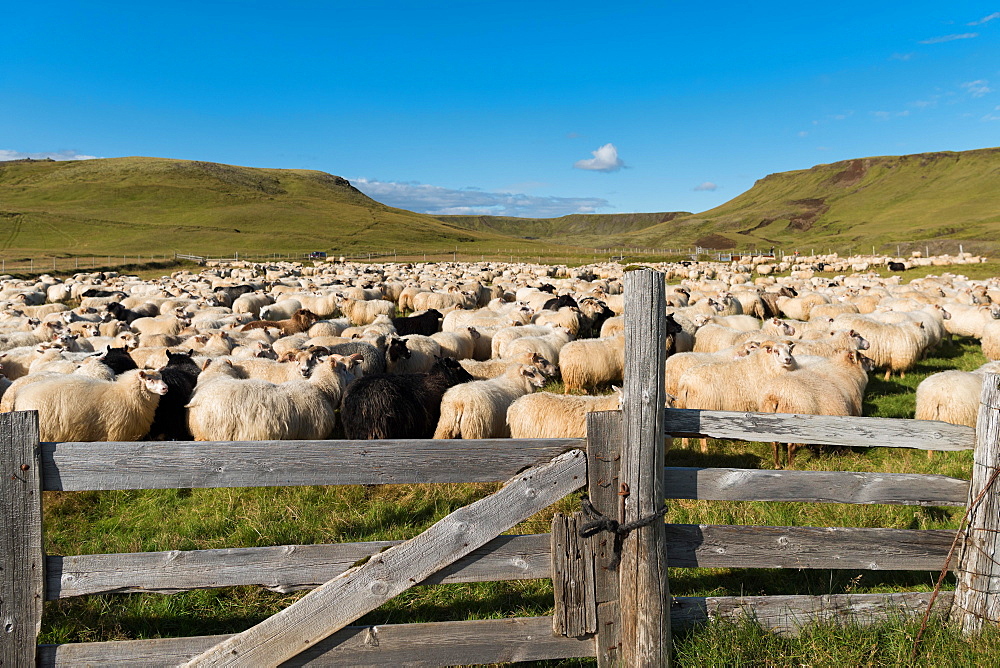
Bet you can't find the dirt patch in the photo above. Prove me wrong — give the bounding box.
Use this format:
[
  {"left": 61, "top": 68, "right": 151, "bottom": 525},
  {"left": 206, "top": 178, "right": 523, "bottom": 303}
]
[
  {"left": 786, "top": 198, "right": 829, "bottom": 232},
  {"left": 695, "top": 234, "right": 735, "bottom": 249},
  {"left": 738, "top": 218, "right": 777, "bottom": 235},
  {"left": 827, "top": 159, "right": 867, "bottom": 186}
]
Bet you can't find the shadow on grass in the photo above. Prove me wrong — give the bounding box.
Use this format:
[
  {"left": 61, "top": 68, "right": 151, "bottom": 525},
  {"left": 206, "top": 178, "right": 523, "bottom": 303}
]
[{"left": 670, "top": 567, "right": 952, "bottom": 599}]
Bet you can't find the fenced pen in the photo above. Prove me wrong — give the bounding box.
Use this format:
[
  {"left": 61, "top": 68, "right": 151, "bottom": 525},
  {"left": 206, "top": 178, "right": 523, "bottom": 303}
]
[{"left": 3, "top": 269, "right": 1000, "bottom": 666}]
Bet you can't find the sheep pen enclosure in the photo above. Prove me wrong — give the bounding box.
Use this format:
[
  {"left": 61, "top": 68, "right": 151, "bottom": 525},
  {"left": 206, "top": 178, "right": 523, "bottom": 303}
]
[{"left": 4, "top": 268, "right": 1000, "bottom": 666}]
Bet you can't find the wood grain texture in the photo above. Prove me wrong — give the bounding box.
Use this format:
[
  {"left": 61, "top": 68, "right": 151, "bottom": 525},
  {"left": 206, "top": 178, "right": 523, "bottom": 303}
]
[
  {"left": 672, "top": 591, "right": 953, "bottom": 636},
  {"left": 36, "top": 593, "right": 952, "bottom": 665},
  {"left": 587, "top": 410, "right": 623, "bottom": 667},
  {"left": 0, "top": 411, "right": 43, "bottom": 668},
  {"left": 551, "top": 513, "right": 597, "bottom": 637},
  {"left": 182, "top": 449, "right": 587, "bottom": 667},
  {"left": 46, "top": 534, "right": 552, "bottom": 599},
  {"left": 665, "top": 524, "right": 956, "bottom": 570},
  {"left": 664, "top": 467, "right": 969, "bottom": 506},
  {"left": 38, "top": 616, "right": 597, "bottom": 667},
  {"left": 952, "top": 371, "right": 1000, "bottom": 633},
  {"left": 40, "top": 437, "right": 584, "bottom": 491},
  {"left": 620, "top": 269, "right": 672, "bottom": 666},
  {"left": 664, "top": 408, "right": 975, "bottom": 451}
]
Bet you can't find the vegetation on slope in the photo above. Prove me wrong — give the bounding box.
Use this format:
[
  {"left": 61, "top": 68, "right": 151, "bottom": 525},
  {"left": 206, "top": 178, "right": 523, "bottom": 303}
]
[{"left": 0, "top": 157, "right": 554, "bottom": 257}]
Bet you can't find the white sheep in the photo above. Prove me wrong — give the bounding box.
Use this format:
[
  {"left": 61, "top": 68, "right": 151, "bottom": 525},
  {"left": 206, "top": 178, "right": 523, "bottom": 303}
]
[
  {"left": 187, "top": 354, "right": 359, "bottom": 441},
  {"left": 833, "top": 313, "right": 928, "bottom": 379},
  {"left": 915, "top": 361, "right": 1000, "bottom": 428},
  {"left": 559, "top": 335, "right": 625, "bottom": 394},
  {"left": 459, "top": 351, "right": 558, "bottom": 380},
  {"left": 385, "top": 334, "right": 443, "bottom": 374},
  {"left": 433, "top": 363, "right": 548, "bottom": 439},
  {"left": 499, "top": 326, "right": 574, "bottom": 364},
  {"left": 8, "top": 369, "right": 168, "bottom": 442},
  {"left": 983, "top": 320, "right": 1000, "bottom": 361},
  {"left": 507, "top": 389, "right": 622, "bottom": 438},
  {"left": 336, "top": 296, "right": 396, "bottom": 325},
  {"left": 677, "top": 341, "right": 797, "bottom": 413},
  {"left": 430, "top": 326, "right": 480, "bottom": 360}
]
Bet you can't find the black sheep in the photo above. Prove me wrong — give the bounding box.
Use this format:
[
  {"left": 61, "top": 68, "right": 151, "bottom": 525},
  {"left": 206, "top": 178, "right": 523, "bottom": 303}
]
[
  {"left": 340, "top": 356, "right": 474, "bottom": 439},
  {"left": 97, "top": 347, "right": 138, "bottom": 375},
  {"left": 541, "top": 294, "right": 578, "bottom": 311},
  {"left": 664, "top": 313, "right": 684, "bottom": 356},
  {"left": 146, "top": 350, "right": 201, "bottom": 441},
  {"left": 391, "top": 308, "right": 442, "bottom": 336},
  {"left": 888, "top": 261, "right": 906, "bottom": 271}
]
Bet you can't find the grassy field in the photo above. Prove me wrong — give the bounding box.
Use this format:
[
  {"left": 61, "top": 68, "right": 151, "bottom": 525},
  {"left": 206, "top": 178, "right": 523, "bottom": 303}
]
[{"left": 36, "top": 330, "right": 996, "bottom": 665}]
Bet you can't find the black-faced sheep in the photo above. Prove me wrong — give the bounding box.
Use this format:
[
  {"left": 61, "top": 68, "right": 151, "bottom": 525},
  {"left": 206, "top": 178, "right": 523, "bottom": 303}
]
[{"left": 146, "top": 350, "right": 201, "bottom": 441}]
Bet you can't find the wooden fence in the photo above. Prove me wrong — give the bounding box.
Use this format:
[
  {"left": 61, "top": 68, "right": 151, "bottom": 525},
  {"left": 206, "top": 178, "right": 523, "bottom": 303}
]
[{"left": 3, "top": 269, "right": 999, "bottom": 666}]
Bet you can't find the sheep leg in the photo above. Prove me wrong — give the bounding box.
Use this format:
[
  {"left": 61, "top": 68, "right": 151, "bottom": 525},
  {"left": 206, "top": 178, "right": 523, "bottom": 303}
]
[
  {"left": 927, "top": 449, "right": 935, "bottom": 459},
  {"left": 883, "top": 368, "right": 891, "bottom": 382},
  {"left": 900, "top": 370, "right": 906, "bottom": 379},
  {"left": 788, "top": 444, "right": 799, "bottom": 468},
  {"left": 699, "top": 437, "right": 708, "bottom": 453},
  {"left": 772, "top": 442, "right": 782, "bottom": 469},
  {"left": 681, "top": 437, "right": 691, "bottom": 449}
]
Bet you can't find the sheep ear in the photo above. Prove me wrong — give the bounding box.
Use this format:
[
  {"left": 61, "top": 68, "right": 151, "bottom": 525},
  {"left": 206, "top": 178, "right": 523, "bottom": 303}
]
[{"left": 138, "top": 370, "right": 148, "bottom": 379}]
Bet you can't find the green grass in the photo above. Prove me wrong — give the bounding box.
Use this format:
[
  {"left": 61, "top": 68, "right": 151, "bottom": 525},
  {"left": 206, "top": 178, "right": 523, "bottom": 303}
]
[{"left": 36, "top": 338, "right": 994, "bottom": 665}]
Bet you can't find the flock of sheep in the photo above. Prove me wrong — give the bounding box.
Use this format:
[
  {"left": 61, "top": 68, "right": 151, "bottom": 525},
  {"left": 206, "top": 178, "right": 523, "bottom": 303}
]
[{"left": 0, "top": 249, "right": 997, "bottom": 469}]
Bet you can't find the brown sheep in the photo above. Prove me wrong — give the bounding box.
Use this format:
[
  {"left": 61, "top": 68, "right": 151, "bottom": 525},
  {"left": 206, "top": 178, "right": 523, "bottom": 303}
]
[{"left": 240, "top": 309, "right": 320, "bottom": 337}]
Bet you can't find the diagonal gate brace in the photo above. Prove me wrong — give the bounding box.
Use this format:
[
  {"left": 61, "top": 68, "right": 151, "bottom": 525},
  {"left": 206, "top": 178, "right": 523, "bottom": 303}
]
[{"left": 181, "top": 448, "right": 587, "bottom": 667}]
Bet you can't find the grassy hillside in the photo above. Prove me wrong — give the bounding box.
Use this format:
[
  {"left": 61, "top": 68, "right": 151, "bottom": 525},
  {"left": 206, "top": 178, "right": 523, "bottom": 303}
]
[
  {"left": 624, "top": 148, "right": 1000, "bottom": 254},
  {"left": 0, "top": 157, "right": 557, "bottom": 257},
  {"left": 2, "top": 148, "right": 999, "bottom": 261}
]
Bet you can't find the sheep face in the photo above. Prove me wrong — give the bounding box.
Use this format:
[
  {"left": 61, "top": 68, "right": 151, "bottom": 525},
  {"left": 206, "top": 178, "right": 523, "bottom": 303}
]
[
  {"left": 138, "top": 370, "right": 169, "bottom": 395},
  {"left": 761, "top": 342, "right": 795, "bottom": 369},
  {"left": 522, "top": 365, "right": 548, "bottom": 389}
]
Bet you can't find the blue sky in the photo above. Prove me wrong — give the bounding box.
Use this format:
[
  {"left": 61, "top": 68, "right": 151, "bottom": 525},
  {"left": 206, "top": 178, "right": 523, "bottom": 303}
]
[{"left": 3, "top": 2, "right": 999, "bottom": 217}]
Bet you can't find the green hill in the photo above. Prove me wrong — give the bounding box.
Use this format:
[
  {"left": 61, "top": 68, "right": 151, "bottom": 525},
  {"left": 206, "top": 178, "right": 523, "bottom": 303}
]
[
  {"left": 2, "top": 148, "right": 999, "bottom": 261},
  {"left": 439, "top": 147, "right": 1000, "bottom": 255},
  {"left": 0, "top": 157, "right": 550, "bottom": 257}
]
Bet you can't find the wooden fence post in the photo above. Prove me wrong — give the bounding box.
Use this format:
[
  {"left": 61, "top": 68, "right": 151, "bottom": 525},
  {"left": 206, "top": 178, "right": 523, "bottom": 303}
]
[
  {"left": 620, "top": 269, "right": 672, "bottom": 666},
  {"left": 0, "top": 411, "right": 43, "bottom": 666},
  {"left": 952, "top": 372, "right": 1000, "bottom": 633},
  {"left": 588, "top": 410, "right": 624, "bottom": 667}
]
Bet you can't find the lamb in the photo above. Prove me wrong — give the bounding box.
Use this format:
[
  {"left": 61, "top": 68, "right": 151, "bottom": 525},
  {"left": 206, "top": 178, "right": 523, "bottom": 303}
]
[
  {"left": 341, "top": 356, "right": 475, "bottom": 439},
  {"left": 560, "top": 335, "right": 625, "bottom": 394},
  {"left": 7, "top": 369, "right": 168, "bottom": 442},
  {"left": 460, "top": 351, "right": 558, "bottom": 380},
  {"left": 187, "top": 354, "right": 359, "bottom": 441},
  {"left": 507, "top": 389, "right": 622, "bottom": 438},
  {"left": 336, "top": 296, "right": 396, "bottom": 325},
  {"left": 241, "top": 309, "right": 320, "bottom": 336},
  {"left": 433, "top": 363, "right": 548, "bottom": 439}
]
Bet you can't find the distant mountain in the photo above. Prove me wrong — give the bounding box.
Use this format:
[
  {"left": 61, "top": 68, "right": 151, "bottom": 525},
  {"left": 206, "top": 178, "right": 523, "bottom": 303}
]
[
  {"left": 438, "top": 147, "right": 1000, "bottom": 255},
  {"left": 2, "top": 149, "right": 998, "bottom": 259},
  {"left": 0, "top": 157, "right": 538, "bottom": 256}
]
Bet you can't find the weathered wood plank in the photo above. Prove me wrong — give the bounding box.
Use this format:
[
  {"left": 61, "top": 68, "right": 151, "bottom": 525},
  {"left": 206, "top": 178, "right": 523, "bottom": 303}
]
[
  {"left": 672, "top": 591, "right": 953, "bottom": 636},
  {"left": 38, "top": 616, "right": 597, "bottom": 667},
  {"left": 37, "top": 593, "right": 953, "bottom": 665},
  {"left": 46, "top": 534, "right": 551, "bottom": 599},
  {"left": 666, "top": 524, "right": 956, "bottom": 570},
  {"left": 182, "top": 449, "right": 587, "bottom": 667},
  {"left": 587, "top": 410, "right": 623, "bottom": 667},
  {"left": 40, "top": 438, "right": 584, "bottom": 491},
  {"left": 620, "top": 269, "right": 672, "bottom": 666},
  {"left": 664, "top": 409, "right": 976, "bottom": 451},
  {"left": 0, "top": 411, "right": 43, "bottom": 668},
  {"left": 952, "top": 371, "right": 1000, "bottom": 632},
  {"left": 551, "top": 513, "right": 597, "bottom": 637},
  {"left": 664, "top": 467, "right": 969, "bottom": 506}
]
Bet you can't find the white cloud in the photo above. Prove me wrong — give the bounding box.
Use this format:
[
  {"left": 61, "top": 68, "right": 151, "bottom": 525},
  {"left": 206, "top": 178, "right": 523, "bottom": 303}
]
[
  {"left": 0, "top": 149, "right": 99, "bottom": 162},
  {"left": 962, "top": 79, "right": 992, "bottom": 97},
  {"left": 351, "top": 178, "right": 611, "bottom": 217},
  {"left": 797, "top": 131, "right": 809, "bottom": 137},
  {"left": 890, "top": 52, "right": 914, "bottom": 61},
  {"left": 871, "top": 110, "right": 911, "bottom": 120},
  {"left": 919, "top": 32, "right": 979, "bottom": 44},
  {"left": 969, "top": 12, "right": 1000, "bottom": 25},
  {"left": 573, "top": 143, "right": 625, "bottom": 172},
  {"left": 693, "top": 182, "right": 718, "bottom": 191},
  {"left": 984, "top": 106, "right": 1000, "bottom": 121}
]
